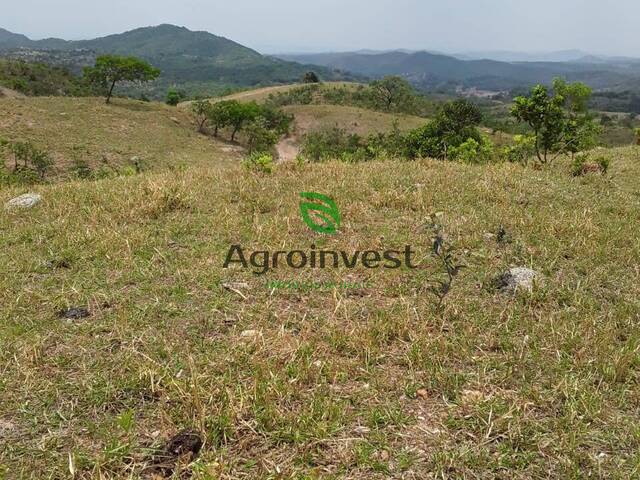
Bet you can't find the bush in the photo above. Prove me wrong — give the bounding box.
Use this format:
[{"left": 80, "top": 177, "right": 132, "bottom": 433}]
[
  {"left": 301, "top": 127, "right": 363, "bottom": 162},
  {"left": 3, "top": 140, "right": 53, "bottom": 181},
  {"left": 449, "top": 136, "right": 494, "bottom": 164},
  {"left": 303, "top": 72, "right": 320, "bottom": 83},
  {"left": 571, "top": 153, "right": 610, "bottom": 176},
  {"left": 266, "top": 85, "right": 318, "bottom": 107},
  {"left": 245, "top": 117, "right": 279, "bottom": 154},
  {"left": 166, "top": 88, "right": 185, "bottom": 106},
  {"left": 243, "top": 152, "right": 274, "bottom": 174},
  {"left": 404, "top": 99, "right": 484, "bottom": 159},
  {"left": 502, "top": 135, "right": 537, "bottom": 164},
  {"left": 70, "top": 158, "right": 93, "bottom": 179}
]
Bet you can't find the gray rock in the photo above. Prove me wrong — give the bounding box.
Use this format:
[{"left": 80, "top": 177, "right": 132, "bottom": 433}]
[
  {"left": 497, "top": 267, "right": 541, "bottom": 293},
  {"left": 5, "top": 193, "right": 41, "bottom": 210},
  {"left": 58, "top": 307, "right": 91, "bottom": 320}
]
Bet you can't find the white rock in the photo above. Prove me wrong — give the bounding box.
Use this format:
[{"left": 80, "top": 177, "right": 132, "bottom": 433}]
[
  {"left": 240, "top": 329, "right": 261, "bottom": 339},
  {"left": 499, "top": 267, "right": 541, "bottom": 293},
  {"left": 5, "top": 193, "right": 41, "bottom": 210}
]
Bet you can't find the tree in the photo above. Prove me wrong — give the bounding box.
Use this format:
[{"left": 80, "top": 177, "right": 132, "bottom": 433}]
[
  {"left": 511, "top": 85, "right": 566, "bottom": 164},
  {"left": 552, "top": 79, "right": 601, "bottom": 157},
  {"left": 191, "top": 100, "right": 213, "bottom": 133},
  {"left": 511, "top": 80, "right": 600, "bottom": 163},
  {"left": 258, "top": 104, "right": 293, "bottom": 136},
  {"left": 84, "top": 55, "right": 160, "bottom": 104},
  {"left": 303, "top": 71, "right": 320, "bottom": 83},
  {"left": 245, "top": 117, "right": 279, "bottom": 154},
  {"left": 405, "top": 98, "right": 484, "bottom": 159},
  {"left": 226, "top": 101, "right": 261, "bottom": 141},
  {"left": 439, "top": 99, "right": 483, "bottom": 133},
  {"left": 369, "top": 76, "right": 417, "bottom": 113},
  {"left": 207, "top": 101, "right": 234, "bottom": 137}
]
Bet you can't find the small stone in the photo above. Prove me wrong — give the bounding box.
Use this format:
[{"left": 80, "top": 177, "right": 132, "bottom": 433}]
[
  {"left": 45, "top": 259, "right": 71, "bottom": 269},
  {"left": 416, "top": 389, "right": 429, "bottom": 399},
  {"left": 240, "top": 329, "right": 261, "bottom": 338},
  {"left": 0, "top": 419, "right": 17, "bottom": 437},
  {"left": 164, "top": 430, "right": 203, "bottom": 458},
  {"left": 5, "top": 193, "right": 41, "bottom": 210},
  {"left": 170, "top": 117, "right": 180, "bottom": 124},
  {"left": 354, "top": 425, "right": 371, "bottom": 435},
  {"left": 58, "top": 307, "right": 91, "bottom": 320},
  {"left": 461, "top": 389, "right": 485, "bottom": 404},
  {"left": 497, "top": 267, "right": 541, "bottom": 293},
  {"left": 148, "top": 429, "right": 203, "bottom": 477}
]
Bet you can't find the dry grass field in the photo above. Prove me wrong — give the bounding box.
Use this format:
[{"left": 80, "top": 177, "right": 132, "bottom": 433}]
[
  {"left": 0, "top": 96, "right": 242, "bottom": 180},
  {"left": 2, "top": 138, "right": 640, "bottom": 478}
]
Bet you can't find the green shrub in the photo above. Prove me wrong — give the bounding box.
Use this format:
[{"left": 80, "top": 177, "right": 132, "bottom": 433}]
[
  {"left": 3, "top": 140, "right": 53, "bottom": 181},
  {"left": 449, "top": 136, "right": 494, "bottom": 164},
  {"left": 266, "top": 85, "right": 318, "bottom": 107},
  {"left": 301, "top": 127, "right": 363, "bottom": 162},
  {"left": 502, "top": 134, "right": 537, "bottom": 164},
  {"left": 302, "top": 72, "right": 320, "bottom": 83},
  {"left": 404, "top": 99, "right": 483, "bottom": 159},
  {"left": 245, "top": 117, "right": 279, "bottom": 154},
  {"left": 596, "top": 156, "right": 611, "bottom": 174},
  {"left": 243, "top": 152, "right": 274, "bottom": 174},
  {"left": 69, "top": 158, "right": 93, "bottom": 179},
  {"left": 166, "top": 88, "right": 184, "bottom": 106}
]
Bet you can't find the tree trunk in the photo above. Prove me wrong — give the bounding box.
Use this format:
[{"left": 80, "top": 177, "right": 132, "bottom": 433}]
[
  {"left": 231, "top": 125, "right": 239, "bottom": 142},
  {"left": 534, "top": 129, "right": 543, "bottom": 163},
  {"left": 106, "top": 79, "right": 117, "bottom": 104}
]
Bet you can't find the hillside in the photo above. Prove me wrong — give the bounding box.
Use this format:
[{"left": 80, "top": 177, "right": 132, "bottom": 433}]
[
  {"left": 2, "top": 145, "right": 640, "bottom": 477},
  {"left": 0, "top": 96, "right": 242, "bottom": 179},
  {"left": 0, "top": 25, "right": 357, "bottom": 98},
  {"left": 0, "top": 58, "right": 92, "bottom": 96},
  {"left": 283, "top": 104, "right": 425, "bottom": 136},
  {"left": 278, "top": 51, "right": 640, "bottom": 91}
]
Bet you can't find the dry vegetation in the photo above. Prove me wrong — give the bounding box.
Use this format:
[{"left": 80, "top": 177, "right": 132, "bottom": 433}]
[
  {"left": 283, "top": 104, "right": 425, "bottom": 137},
  {"left": 0, "top": 96, "right": 242, "bottom": 180},
  {"left": 2, "top": 142, "right": 640, "bottom": 478}
]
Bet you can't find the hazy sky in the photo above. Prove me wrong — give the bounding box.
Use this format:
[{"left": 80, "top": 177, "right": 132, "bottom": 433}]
[{"left": 3, "top": 0, "right": 639, "bottom": 55}]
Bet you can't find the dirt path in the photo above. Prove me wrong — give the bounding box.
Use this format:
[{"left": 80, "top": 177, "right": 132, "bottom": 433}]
[
  {"left": 276, "top": 136, "right": 300, "bottom": 162},
  {"left": 0, "top": 87, "right": 26, "bottom": 99}
]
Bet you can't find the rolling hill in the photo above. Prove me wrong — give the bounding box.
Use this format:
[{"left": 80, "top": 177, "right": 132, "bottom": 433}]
[
  {"left": 278, "top": 50, "right": 640, "bottom": 92},
  {"left": 0, "top": 25, "right": 357, "bottom": 97}
]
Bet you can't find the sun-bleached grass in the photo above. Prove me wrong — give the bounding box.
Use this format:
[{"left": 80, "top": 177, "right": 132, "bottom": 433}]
[
  {"left": 1, "top": 147, "right": 640, "bottom": 478},
  {"left": 0, "top": 96, "right": 242, "bottom": 181}
]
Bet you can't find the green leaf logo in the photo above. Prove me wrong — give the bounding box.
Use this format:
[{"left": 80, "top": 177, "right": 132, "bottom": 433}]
[{"left": 299, "top": 192, "right": 341, "bottom": 234}]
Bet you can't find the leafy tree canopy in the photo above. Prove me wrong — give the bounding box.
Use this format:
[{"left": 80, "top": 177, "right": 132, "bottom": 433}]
[{"left": 84, "top": 55, "right": 160, "bottom": 104}]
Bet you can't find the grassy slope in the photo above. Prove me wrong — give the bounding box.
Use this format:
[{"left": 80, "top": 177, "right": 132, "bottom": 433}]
[
  {"left": 284, "top": 104, "right": 425, "bottom": 136},
  {"left": 1, "top": 147, "right": 640, "bottom": 478},
  {"left": 179, "top": 82, "right": 365, "bottom": 107},
  {"left": 0, "top": 96, "right": 241, "bottom": 179}
]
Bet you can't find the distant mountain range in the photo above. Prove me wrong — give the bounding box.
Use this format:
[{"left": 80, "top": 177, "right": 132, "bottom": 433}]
[
  {"left": 277, "top": 50, "right": 640, "bottom": 92},
  {"left": 2, "top": 25, "right": 640, "bottom": 96},
  {"left": 0, "top": 25, "right": 356, "bottom": 94}
]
